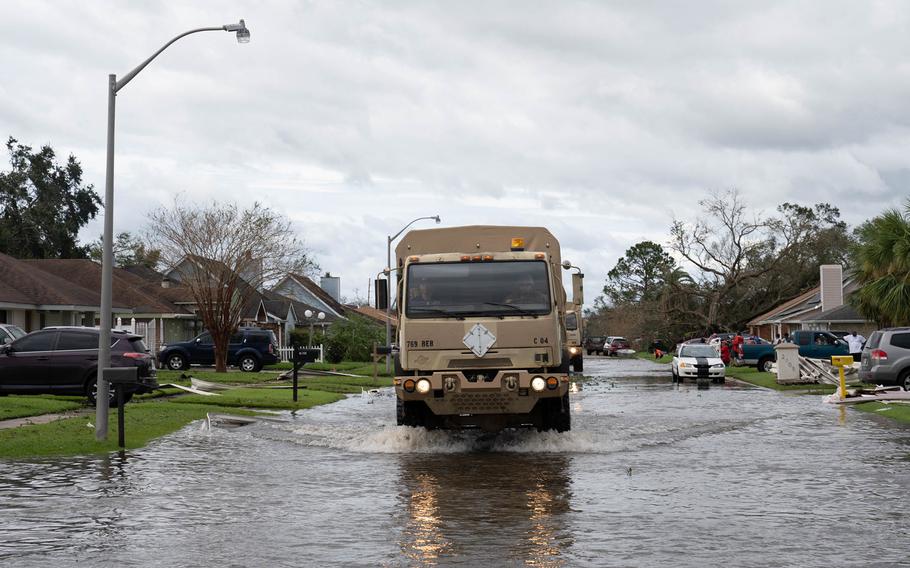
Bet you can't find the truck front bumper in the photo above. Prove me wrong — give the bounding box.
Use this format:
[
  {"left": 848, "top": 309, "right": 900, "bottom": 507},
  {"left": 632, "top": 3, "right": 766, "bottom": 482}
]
[{"left": 396, "top": 369, "right": 569, "bottom": 415}]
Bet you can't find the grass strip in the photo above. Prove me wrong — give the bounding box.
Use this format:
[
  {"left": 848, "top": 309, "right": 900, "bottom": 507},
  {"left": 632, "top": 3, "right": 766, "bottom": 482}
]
[
  {"left": 0, "top": 402, "right": 258, "bottom": 459},
  {"left": 0, "top": 396, "right": 84, "bottom": 421},
  {"left": 634, "top": 351, "right": 673, "bottom": 364},
  {"left": 853, "top": 402, "right": 910, "bottom": 425},
  {"left": 169, "top": 387, "right": 345, "bottom": 410}
]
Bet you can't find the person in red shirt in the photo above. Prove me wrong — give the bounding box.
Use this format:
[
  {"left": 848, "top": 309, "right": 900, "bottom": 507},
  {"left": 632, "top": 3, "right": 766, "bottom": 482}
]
[
  {"left": 720, "top": 341, "right": 731, "bottom": 366},
  {"left": 732, "top": 333, "right": 744, "bottom": 361}
]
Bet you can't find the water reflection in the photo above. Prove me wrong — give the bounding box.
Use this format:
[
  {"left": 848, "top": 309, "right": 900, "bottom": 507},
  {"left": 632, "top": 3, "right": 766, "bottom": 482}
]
[{"left": 396, "top": 453, "right": 573, "bottom": 566}]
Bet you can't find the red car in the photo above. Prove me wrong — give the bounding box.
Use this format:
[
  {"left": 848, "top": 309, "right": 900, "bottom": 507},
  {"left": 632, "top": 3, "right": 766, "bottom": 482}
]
[{"left": 606, "top": 337, "right": 630, "bottom": 356}]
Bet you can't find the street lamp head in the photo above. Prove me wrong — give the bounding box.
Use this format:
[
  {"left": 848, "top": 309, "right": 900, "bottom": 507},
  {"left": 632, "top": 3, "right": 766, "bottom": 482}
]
[
  {"left": 304, "top": 309, "right": 313, "bottom": 318},
  {"left": 433, "top": 215, "right": 441, "bottom": 224},
  {"left": 224, "top": 19, "right": 250, "bottom": 43},
  {"left": 317, "top": 312, "right": 326, "bottom": 321}
]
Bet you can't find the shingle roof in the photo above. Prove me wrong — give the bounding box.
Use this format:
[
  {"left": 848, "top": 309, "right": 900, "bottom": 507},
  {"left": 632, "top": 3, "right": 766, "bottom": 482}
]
[
  {"left": 0, "top": 253, "right": 116, "bottom": 309},
  {"left": 25, "top": 259, "right": 191, "bottom": 315},
  {"left": 289, "top": 273, "right": 347, "bottom": 316},
  {"left": 802, "top": 303, "right": 867, "bottom": 323},
  {"left": 351, "top": 305, "right": 398, "bottom": 327}
]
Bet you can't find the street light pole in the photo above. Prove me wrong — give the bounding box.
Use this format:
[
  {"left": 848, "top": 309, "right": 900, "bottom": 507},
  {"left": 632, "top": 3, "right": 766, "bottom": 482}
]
[
  {"left": 385, "top": 215, "right": 441, "bottom": 373},
  {"left": 96, "top": 20, "right": 251, "bottom": 441}
]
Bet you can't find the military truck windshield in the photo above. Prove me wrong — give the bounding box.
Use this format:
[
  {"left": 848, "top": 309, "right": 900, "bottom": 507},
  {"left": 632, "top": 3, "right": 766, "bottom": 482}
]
[{"left": 406, "top": 261, "right": 551, "bottom": 318}]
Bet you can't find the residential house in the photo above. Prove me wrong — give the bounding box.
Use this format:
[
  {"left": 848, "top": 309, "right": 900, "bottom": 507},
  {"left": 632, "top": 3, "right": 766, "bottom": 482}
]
[
  {"left": 272, "top": 273, "right": 347, "bottom": 320},
  {"left": 747, "top": 264, "right": 877, "bottom": 340},
  {"left": 0, "top": 252, "right": 119, "bottom": 331}
]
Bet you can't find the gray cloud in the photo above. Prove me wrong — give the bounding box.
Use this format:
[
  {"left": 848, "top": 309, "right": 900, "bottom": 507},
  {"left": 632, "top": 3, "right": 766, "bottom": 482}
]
[{"left": 2, "top": 0, "right": 909, "bottom": 303}]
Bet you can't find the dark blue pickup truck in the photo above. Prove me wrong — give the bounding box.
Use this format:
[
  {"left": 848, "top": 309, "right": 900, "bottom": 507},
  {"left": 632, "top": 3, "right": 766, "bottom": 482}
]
[{"left": 742, "top": 330, "right": 849, "bottom": 371}]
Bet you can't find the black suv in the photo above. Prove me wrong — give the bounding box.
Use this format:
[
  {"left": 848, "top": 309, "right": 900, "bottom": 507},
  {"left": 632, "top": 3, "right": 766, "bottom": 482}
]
[
  {"left": 584, "top": 336, "right": 607, "bottom": 355},
  {"left": 0, "top": 327, "right": 158, "bottom": 404},
  {"left": 158, "top": 327, "right": 279, "bottom": 372}
]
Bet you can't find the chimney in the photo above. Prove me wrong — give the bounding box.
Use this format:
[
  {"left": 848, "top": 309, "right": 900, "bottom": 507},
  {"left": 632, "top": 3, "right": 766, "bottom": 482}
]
[
  {"left": 320, "top": 273, "right": 341, "bottom": 302},
  {"left": 819, "top": 264, "right": 843, "bottom": 313}
]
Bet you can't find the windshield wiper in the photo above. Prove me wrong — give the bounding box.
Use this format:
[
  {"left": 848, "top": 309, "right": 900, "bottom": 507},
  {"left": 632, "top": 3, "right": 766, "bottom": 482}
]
[
  {"left": 482, "top": 302, "right": 539, "bottom": 318},
  {"left": 408, "top": 307, "right": 465, "bottom": 319}
]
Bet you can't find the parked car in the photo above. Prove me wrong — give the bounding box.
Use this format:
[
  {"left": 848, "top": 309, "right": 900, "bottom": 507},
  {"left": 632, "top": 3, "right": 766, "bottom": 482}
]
[
  {"left": 860, "top": 328, "right": 910, "bottom": 390},
  {"left": 672, "top": 343, "right": 725, "bottom": 383},
  {"left": 742, "top": 330, "right": 849, "bottom": 372},
  {"left": 158, "top": 327, "right": 279, "bottom": 372},
  {"left": 0, "top": 326, "right": 158, "bottom": 404},
  {"left": 584, "top": 336, "right": 607, "bottom": 355},
  {"left": 606, "top": 337, "right": 630, "bottom": 356},
  {"left": 0, "top": 323, "right": 27, "bottom": 345}
]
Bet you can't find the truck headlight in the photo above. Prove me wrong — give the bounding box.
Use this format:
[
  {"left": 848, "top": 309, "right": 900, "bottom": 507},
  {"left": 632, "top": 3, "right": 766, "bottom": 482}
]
[
  {"left": 416, "top": 379, "right": 431, "bottom": 394},
  {"left": 569, "top": 347, "right": 579, "bottom": 355},
  {"left": 531, "top": 376, "right": 546, "bottom": 392}
]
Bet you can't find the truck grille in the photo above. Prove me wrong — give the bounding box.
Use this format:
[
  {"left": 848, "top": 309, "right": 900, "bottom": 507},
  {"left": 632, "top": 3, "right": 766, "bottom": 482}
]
[
  {"left": 450, "top": 393, "right": 511, "bottom": 413},
  {"left": 447, "top": 358, "right": 513, "bottom": 369}
]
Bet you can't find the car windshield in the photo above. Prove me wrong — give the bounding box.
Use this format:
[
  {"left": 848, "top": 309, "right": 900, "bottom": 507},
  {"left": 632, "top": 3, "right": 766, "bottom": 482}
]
[
  {"left": 7, "top": 326, "right": 26, "bottom": 340},
  {"left": 681, "top": 345, "right": 718, "bottom": 358},
  {"left": 406, "top": 261, "right": 551, "bottom": 318}
]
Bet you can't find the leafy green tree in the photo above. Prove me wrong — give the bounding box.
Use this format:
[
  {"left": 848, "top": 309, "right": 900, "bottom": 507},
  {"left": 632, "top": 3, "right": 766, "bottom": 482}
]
[
  {"left": 324, "top": 315, "right": 385, "bottom": 363},
  {"left": 851, "top": 202, "right": 910, "bottom": 326},
  {"left": 0, "top": 137, "right": 101, "bottom": 258},
  {"left": 88, "top": 231, "right": 161, "bottom": 268},
  {"left": 603, "top": 241, "right": 676, "bottom": 305}
]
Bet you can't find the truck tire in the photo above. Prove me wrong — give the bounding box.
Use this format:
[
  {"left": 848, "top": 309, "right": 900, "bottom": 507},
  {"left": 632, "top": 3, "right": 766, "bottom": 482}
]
[
  {"left": 573, "top": 356, "right": 583, "bottom": 373},
  {"left": 397, "top": 399, "right": 435, "bottom": 428},
  {"left": 757, "top": 356, "right": 774, "bottom": 373},
  {"left": 537, "top": 394, "right": 571, "bottom": 432},
  {"left": 394, "top": 354, "right": 405, "bottom": 377}
]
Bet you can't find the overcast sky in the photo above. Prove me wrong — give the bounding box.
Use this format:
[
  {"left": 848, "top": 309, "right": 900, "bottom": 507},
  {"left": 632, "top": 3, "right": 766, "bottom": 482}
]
[{"left": 2, "top": 1, "right": 909, "bottom": 306}]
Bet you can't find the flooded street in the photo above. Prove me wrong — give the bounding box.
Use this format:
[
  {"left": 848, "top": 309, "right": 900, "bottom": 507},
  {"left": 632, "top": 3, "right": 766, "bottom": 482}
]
[{"left": 2, "top": 357, "right": 909, "bottom": 567}]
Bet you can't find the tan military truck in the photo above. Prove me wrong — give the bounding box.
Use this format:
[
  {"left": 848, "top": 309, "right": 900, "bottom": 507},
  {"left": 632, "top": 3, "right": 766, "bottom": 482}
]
[
  {"left": 385, "top": 226, "right": 583, "bottom": 432},
  {"left": 566, "top": 305, "right": 584, "bottom": 372}
]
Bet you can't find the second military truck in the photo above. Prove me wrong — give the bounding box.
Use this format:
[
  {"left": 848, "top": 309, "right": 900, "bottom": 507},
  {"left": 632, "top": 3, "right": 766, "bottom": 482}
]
[{"left": 384, "top": 225, "right": 582, "bottom": 432}]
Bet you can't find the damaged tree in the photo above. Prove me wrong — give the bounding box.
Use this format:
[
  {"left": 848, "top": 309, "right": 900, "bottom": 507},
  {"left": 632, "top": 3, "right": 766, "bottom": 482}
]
[{"left": 149, "top": 200, "right": 317, "bottom": 372}]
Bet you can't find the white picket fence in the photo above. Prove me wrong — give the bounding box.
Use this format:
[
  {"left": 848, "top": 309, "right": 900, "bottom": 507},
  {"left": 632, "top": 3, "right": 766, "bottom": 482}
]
[{"left": 279, "top": 345, "right": 324, "bottom": 363}]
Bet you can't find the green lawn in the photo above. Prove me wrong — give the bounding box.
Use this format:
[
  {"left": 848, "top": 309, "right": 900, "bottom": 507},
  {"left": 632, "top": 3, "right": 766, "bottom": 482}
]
[
  {"left": 0, "top": 401, "right": 260, "bottom": 458},
  {"left": 853, "top": 402, "right": 910, "bottom": 425},
  {"left": 169, "top": 387, "right": 345, "bottom": 410},
  {"left": 634, "top": 351, "right": 673, "bottom": 364},
  {"left": 724, "top": 366, "right": 840, "bottom": 393},
  {"left": 0, "top": 396, "right": 84, "bottom": 421}
]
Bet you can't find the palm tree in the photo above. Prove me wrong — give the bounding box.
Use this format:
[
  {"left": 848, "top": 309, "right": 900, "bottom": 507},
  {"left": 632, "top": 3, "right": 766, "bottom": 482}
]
[{"left": 851, "top": 201, "right": 910, "bottom": 327}]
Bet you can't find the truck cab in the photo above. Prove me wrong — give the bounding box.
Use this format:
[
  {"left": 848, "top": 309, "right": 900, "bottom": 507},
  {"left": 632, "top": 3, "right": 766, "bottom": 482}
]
[{"left": 388, "top": 226, "right": 580, "bottom": 432}]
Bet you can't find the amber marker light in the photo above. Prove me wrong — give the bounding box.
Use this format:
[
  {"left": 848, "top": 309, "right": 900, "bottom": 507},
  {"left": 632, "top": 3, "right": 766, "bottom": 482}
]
[
  {"left": 511, "top": 237, "right": 525, "bottom": 251},
  {"left": 546, "top": 377, "right": 559, "bottom": 390},
  {"left": 482, "top": 255, "right": 494, "bottom": 261},
  {"left": 403, "top": 379, "right": 416, "bottom": 392}
]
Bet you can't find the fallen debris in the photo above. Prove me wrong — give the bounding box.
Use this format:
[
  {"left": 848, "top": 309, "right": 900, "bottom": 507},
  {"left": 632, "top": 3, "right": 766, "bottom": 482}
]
[
  {"left": 823, "top": 385, "right": 910, "bottom": 405},
  {"left": 159, "top": 383, "right": 220, "bottom": 396}
]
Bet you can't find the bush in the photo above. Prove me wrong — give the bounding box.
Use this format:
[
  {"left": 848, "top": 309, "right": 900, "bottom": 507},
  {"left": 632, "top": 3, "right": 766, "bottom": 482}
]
[
  {"left": 290, "top": 328, "right": 324, "bottom": 347},
  {"left": 324, "top": 315, "right": 386, "bottom": 362}
]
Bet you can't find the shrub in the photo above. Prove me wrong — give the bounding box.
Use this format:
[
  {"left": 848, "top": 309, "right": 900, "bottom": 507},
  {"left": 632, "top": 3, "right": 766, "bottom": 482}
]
[{"left": 324, "top": 314, "right": 385, "bottom": 362}]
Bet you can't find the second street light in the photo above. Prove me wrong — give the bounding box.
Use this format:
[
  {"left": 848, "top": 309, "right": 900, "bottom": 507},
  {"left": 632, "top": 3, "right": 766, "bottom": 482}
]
[
  {"left": 96, "top": 20, "right": 251, "bottom": 441},
  {"left": 385, "top": 215, "right": 441, "bottom": 373}
]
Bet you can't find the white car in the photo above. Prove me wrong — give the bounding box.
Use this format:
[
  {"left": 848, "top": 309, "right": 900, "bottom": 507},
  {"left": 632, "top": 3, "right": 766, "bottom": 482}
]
[{"left": 672, "top": 343, "right": 726, "bottom": 384}]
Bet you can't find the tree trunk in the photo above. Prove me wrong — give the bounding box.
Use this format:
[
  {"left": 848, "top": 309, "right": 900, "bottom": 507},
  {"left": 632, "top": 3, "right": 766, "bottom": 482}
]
[{"left": 213, "top": 332, "right": 230, "bottom": 373}]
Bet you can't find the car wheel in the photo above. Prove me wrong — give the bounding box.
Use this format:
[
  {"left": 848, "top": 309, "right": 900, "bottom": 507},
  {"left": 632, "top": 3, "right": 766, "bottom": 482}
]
[
  {"left": 757, "top": 356, "right": 774, "bottom": 373},
  {"left": 900, "top": 370, "right": 910, "bottom": 392},
  {"left": 239, "top": 355, "right": 261, "bottom": 372},
  {"left": 166, "top": 353, "right": 188, "bottom": 371},
  {"left": 85, "top": 377, "right": 133, "bottom": 407}
]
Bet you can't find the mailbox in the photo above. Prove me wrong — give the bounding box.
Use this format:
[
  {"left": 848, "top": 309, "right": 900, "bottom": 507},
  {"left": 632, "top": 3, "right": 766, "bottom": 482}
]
[
  {"left": 831, "top": 355, "right": 854, "bottom": 367},
  {"left": 103, "top": 367, "right": 138, "bottom": 385},
  {"left": 294, "top": 347, "right": 320, "bottom": 364}
]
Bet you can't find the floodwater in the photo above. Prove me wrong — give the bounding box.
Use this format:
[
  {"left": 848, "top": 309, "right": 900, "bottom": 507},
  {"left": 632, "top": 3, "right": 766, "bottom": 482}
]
[{"left": 2, "top": 358, "right": 909, "bottom": 567}]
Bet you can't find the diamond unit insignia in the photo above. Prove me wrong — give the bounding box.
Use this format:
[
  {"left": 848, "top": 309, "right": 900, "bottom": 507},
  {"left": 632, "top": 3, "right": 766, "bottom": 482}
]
[{"left": 463, "top": 323, "right": 496, "bottom": 357}]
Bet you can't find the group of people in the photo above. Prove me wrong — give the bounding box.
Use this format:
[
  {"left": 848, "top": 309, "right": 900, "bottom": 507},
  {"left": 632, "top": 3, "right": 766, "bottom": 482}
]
[{"left": 719, "top": 333, "right": 745, "bottom": 366}]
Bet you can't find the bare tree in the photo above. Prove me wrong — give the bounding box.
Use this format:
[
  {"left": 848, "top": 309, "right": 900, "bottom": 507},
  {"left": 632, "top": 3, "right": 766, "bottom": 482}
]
[
  {"left": 149, "top": 199, "right": 318, "bottom": 372},
  {"left": 669, "top": 188, "right": 815, "bottom": 330}
]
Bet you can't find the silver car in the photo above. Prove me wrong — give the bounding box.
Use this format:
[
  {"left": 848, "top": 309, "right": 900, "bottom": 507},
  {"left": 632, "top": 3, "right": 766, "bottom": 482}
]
[{"left": 859, "top": 328, "right": 910, "bottom": 390}]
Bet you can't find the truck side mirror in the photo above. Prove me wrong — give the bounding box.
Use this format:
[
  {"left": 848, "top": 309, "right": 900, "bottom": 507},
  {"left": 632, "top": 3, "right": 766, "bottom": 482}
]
[
  {"left": 572, "top": 272, "right": 584, "bottom": 305},
  {"left": 375, "top": 278, "right": 389, "bottom": 311}
]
